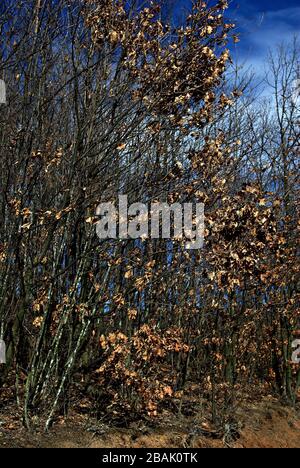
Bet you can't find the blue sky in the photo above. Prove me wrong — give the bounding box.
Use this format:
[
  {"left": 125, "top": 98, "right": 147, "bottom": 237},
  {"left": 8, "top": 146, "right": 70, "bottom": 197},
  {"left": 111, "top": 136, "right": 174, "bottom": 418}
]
[
  {"left": 230, "top": 0, "right": 299, "bottom": 68},
  {"left": 174, "top": 0, "right": 300, "bottom": 77}
]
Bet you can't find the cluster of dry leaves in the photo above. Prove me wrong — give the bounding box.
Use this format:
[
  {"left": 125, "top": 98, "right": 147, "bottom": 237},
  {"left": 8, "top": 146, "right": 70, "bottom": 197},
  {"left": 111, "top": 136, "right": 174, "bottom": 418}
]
[{"left": 0, "top": 0, "right": 298, "bottom": 428}]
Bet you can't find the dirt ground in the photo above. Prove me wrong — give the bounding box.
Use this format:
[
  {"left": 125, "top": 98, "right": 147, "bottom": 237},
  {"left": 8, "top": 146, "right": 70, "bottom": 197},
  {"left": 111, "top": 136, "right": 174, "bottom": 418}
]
[{"left": 1, "top": 397, "right": 300, "bottom": 448}]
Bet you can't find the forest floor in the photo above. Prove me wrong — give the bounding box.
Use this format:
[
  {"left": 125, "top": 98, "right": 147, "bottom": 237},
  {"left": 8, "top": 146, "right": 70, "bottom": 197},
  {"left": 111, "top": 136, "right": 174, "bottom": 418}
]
[{"left": 1, "top": 395, "right": 300, "bottom": 448}]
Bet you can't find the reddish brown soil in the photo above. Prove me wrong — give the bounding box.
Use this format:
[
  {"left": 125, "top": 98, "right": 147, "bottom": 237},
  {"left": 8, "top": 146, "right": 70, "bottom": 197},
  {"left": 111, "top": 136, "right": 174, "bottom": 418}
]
[{"left": 1, "top": 397, "right": 300, "bottom": 448}]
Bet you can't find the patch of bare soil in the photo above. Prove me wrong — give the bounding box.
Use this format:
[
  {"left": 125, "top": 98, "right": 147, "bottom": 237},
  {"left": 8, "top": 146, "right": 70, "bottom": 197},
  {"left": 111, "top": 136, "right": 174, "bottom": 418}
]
[{"left": 1, "top": 397, "right": 300, "bottom": 448}]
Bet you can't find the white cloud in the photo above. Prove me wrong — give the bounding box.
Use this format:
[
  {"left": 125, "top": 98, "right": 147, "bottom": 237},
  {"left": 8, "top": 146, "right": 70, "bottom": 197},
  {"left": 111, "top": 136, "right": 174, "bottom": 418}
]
[{"left": 232, "top": 7, "right": 300, "bottom": 81}]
